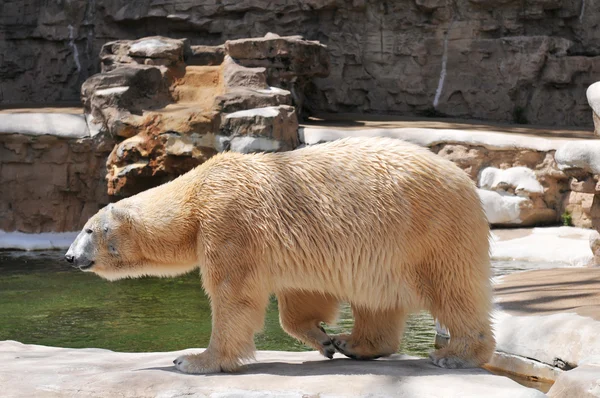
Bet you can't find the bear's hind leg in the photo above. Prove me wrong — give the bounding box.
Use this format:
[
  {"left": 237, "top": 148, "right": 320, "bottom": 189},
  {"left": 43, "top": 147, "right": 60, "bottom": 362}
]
[
  {"left": 278, "top": 290, "right": 339, "bottom": 359},
  {"left": 174, "top": 275, "right": 270, "bottom": 374},
  {"left": 332, "top": 305, "right": 406, "bottom": 360},
  {"left": 428, "top": 279, "right": 495, "bottom": 369}
]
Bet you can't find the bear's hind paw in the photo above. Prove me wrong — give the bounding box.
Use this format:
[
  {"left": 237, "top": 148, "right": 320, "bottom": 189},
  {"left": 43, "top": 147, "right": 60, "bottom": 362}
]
[{"left": 429, "top": 350, "right": 476, "bottom": 369}]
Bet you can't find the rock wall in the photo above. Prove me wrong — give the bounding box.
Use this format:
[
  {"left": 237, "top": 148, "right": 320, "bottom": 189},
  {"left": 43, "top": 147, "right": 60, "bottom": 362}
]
[
  {"left": 0, "top": 132, "right": 112, "bottom": 232},
  {"left": 2, "top": 0, "right": 600, "bottom": 126}
]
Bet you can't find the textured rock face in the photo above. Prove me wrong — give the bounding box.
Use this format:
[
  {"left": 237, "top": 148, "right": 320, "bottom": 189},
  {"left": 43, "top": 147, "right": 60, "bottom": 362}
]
[
  {"left": 2, "top": 0, "right": 600, "bottom": 126},
  {"left": 0, "top": 133, "right": 112, "bottom": 232},
  {"left": 86, "top": 34, "right": 318, "bottom": 197}
]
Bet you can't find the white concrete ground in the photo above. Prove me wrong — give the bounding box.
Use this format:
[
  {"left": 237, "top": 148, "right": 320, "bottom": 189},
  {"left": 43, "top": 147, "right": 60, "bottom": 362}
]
[
  {"left": 0, "top": 341, "right": 545, "bottom": 398},
  {"left": 490, "top": 226, "right": 594, "bottom": 267}
]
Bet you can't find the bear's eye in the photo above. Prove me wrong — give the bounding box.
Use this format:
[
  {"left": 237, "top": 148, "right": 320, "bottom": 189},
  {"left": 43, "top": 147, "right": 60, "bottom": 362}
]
[{"left": 85, "top": 228, "right": 93, "bottom": 234}]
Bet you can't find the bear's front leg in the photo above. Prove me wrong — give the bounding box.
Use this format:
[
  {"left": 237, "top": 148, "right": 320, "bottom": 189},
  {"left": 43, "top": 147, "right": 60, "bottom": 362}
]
[{"left": 174, "top": 276, "right": 270, "bottom": 374}]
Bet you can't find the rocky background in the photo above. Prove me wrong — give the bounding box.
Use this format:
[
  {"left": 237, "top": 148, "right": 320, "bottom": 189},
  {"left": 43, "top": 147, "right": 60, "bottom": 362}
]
[{"left": 2, "top": 0, "right": 600, "bottom": 126}]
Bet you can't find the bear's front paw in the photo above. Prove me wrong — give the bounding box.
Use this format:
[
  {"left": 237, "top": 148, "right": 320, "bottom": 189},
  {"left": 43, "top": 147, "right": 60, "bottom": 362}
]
[{"left": 173, "top": 353, "right": 222, "bottom": 374}]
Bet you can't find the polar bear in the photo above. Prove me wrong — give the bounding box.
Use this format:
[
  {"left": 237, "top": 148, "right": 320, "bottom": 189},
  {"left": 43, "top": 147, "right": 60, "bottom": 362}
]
[{"left": 65, "top": 137, "right": 495, "bottom": 373}]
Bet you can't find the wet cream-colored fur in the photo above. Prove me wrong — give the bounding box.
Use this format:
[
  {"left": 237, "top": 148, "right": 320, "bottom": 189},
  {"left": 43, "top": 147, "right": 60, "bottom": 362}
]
[{"left": 70, "top": 137, "right": 495, "bottom": 373}]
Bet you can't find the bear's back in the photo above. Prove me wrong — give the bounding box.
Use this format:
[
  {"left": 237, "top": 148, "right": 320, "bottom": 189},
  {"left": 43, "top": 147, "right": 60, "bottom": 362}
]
[{"left": 195, "top": 137, "right": 489, "bottom": 301}]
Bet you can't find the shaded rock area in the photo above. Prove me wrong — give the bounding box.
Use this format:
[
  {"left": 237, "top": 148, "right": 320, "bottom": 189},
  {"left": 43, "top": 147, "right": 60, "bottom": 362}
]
[
  {"left": 0, "top": 341, "right": 546, "bottom": 398},
  {"left": 2, "top": 0, "right": 600, "bottom": 127},
  {"left": 84, "top": 34, "right": 325, "bottom": 197},
  {"left": 0, "top": 127, "right": 112, "bottom": 232}
]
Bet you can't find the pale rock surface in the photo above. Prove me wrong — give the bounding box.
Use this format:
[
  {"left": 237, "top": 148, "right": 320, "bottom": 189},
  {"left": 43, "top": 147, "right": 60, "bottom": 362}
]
[
  {"left": 299, "top": 126, "right": 569, "bottom": 152},
  {"left": 479, "top": 167, "right": 544, "bottom": 197},
  {"left": 490, "top": 227, "right": 594, "bottom": 266},
  {"left": 0, "top": 113, "right": 89, "bottom": 138},
  {"left": 493, "top": 267, "right": 600, "bottom": 396},
  {"left": 479, "top": 189, "right": 528, "bottom": 225},
  {"left": 493, "top": 311, "right": 600, "bottom": 369},
  {"left": 548, "top": 363, "right": 600, "bottom": 398},
  {"left": 128, "top": 37, "right": 183, "bottom": 61},
  {"left": 477, "top": 167, "right": 554, "bottom": 226},
  {"left": 555, "top": 140, "right": 600, "bottom": 175},
  {"left": 587, "top": 82, "right": 600, "bottom": 136},
  {"left": 0, "top": 341, "right": 545, "bottom": 398}
]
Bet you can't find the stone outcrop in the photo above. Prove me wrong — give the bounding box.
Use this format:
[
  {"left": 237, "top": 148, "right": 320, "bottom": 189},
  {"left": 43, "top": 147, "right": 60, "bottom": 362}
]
[
  {"left": 84, "top": 34, "right": 325, "bottom": 197},
  {"left": 2, "top": 1, "right": 600, "bottom": 127}
]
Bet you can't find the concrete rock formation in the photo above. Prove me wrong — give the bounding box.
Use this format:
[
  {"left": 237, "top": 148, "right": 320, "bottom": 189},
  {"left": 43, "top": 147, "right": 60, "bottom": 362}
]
[
  {"left": 2, "top": 0, "right": 600, "bottom": 127},
  {"left": 83, "top": 34, "right": 326, "bottom": 197}
]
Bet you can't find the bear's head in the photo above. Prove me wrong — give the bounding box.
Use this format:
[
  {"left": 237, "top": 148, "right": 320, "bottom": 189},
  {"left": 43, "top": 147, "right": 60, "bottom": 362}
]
[{"left": 65, "top": 203, "right": 142, "bottom": 280}]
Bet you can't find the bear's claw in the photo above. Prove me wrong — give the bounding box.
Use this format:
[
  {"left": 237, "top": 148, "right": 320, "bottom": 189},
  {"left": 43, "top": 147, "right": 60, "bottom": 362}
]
[{"left": 322, "top": 340, "right": 335, "bottom": 359}]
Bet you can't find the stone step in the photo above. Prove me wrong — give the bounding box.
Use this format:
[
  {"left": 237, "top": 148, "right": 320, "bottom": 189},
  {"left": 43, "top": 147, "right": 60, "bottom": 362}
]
[{"left": 176, "top": 65, "right": 222, "bottom": 87}]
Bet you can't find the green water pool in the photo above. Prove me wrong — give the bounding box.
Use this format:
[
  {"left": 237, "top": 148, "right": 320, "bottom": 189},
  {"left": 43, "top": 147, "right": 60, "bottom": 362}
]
[{"left": 0, "top": 251, "right": 436, "bottom": 356}]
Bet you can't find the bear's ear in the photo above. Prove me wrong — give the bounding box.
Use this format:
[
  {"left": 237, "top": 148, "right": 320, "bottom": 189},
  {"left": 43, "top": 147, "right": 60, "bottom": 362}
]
[{"left": 109, "top": 204, "right": 133, "bottom": 224}]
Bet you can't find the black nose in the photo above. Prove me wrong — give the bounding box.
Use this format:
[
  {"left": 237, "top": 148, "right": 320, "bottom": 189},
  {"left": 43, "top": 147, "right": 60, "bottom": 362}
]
[{"left": 65, "top": 254, "right": 74, "bottom": 263}]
